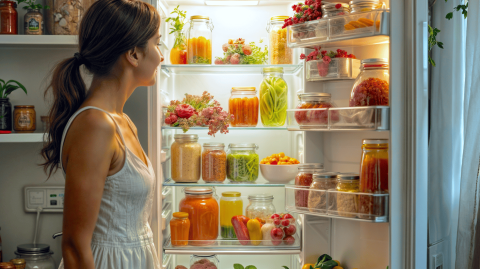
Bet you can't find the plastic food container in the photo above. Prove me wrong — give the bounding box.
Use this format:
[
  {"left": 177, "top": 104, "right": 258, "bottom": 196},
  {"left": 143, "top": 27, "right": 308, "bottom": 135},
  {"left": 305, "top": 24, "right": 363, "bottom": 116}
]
[
  {"left": 308, "top": 172, "right": 339, "bottom": 213},
  {"left": 266, "top": 16, "right": 293, "bottom": 64},
  {"left": 334, "top": 173, "right": 360, "bottom": 217},
  {"left": 260, "top": 67, "right": 288, "bottom": 127},
  {"left": 190, "top": 255, "right": 219, "bottom": 269},
  {"left": 14, "top": 244, "right": 55, "bottom": 269},
  {"left": 245, "top": 194, "right": 276, "bottom": 220},
  {"left": 187, "top": 15, "right": 214, "bottom": 64},
  {"left": 202, "top": 143, "right": 227, "bottom": 183},
  {"left": 349, "top": 58, "right": 389, "bottom": 107},
  {"left": 294, "top": 163, "right": 324, "bottom": 208},
  {"left": 226, "top": 143, "right": 259, "bottom": 183},
  {"left": 287, "top": 18, "right": 329, "bottom": 46},
  {"left": 294, "top": 93, "right": 337, "bottom": 128},
  {"left": 220, "top": 192, "right": 243, "bottom": 239},
  {"left": 179, "top": 187, "right": 218, "bottom": 246},
  {"left": 170, "top": 212, "right": 190, "bottom": 246},
  {"left": 229, "top": 87, "right": 259, "bottom": 127},
  {"left": 171, "top": 134, "right": 201, "bottom": 183},
  {"left": 306, "top": 58, "right": 361, "bottom": 81},
  {"left": 322, "top": 2, "right": 350, "bottom": 36},
  {"left": 349, "top": 0, "right": 382, "bottom": 13}
]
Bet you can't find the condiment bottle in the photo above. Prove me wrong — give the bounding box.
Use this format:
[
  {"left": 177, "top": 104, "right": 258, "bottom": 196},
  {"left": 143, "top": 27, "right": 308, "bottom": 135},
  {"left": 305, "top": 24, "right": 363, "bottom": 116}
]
[
  {"left": 170, "top": 212, "right": 190, "bottom": 246},
  {"left": 220, "top": 192, "right": 243, "bottom": 239}
]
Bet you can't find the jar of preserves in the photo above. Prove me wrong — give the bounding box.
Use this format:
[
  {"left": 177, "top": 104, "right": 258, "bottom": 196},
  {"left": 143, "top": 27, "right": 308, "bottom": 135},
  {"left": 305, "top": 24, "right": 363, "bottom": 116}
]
[
  {"left": 0, "top": 1, "right": 17, "bottom": 34},
  {"left": 14, "top": 244, "right": 55, "bottom": 269},
  {"left": 229, "top": 87, "right": 259, "bottom": 127},
  {"left": 179, "top": 187, "right": 218, "bottom": 245},
  {"left": 171, "top": 134, "right": 201, "bottom": 183},
  {"left": 294, "top": 93, "right": 338, "bottom": 126},
  {"left": 220, "top": 192, "right": 243, "bottom": 239},
  {"left": 266, "top": 16, "right": 292, "bottom": 65},
  {"left": 294, "top": 163, "right": 324, "bottom": 208},
  {"left": 170, "top": 212, "right": 190, "bottom": 246},
  {"left": 202, "top": 143, "right": 226, "bottom": 183},
  {"left": 190, "top": 254, "right": 219, "bottom": 268},
  {"left": 308, "top": 172, "right": 338, "bottom": 213},
  {"left": 335, "top": 173, "right": 360, "bottom": 218},
  {"left": 24, "top": 9, "right": 43, "bottom": 35},
  {"left": 260, "top": 67, "right": 288, "bottom": 127},
  {"left": 245, "top": 194, "right": 275, "bottom": 221},
  {"left": 9, "top": 259, "right": 25, "bottom": 269},
  {"left": 226, "top": 143, "right": 259, "bottom": 183},
  {"left": 13, "top": 106, "right": 36, "bottom": 133},
  {"left": 0, "top": 262, "right": 14, "bottom": 269},
  {"left": 322, "top": 3, "right": 350, "bottom": 17},
  {"left": 349, "top": 0, "right": 382, "bottom": 13},
  {"left": 187, "top": 15, "right": 213, "bottom": 64},
  {"left": 349, "top": 58, "right": 389, "bottom": 107}
]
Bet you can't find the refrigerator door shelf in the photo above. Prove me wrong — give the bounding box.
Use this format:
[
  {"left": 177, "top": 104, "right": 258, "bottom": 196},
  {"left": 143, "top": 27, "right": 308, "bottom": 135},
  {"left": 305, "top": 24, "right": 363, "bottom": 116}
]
[
  {"left": 161, "top": 63, "right": 303, "bottom": 75},
  {"left": 306, "top": 58, "right": 361, "bottom": 82},
  {"left": 163, "top": 178, "right": 287, "bottom": 187}
]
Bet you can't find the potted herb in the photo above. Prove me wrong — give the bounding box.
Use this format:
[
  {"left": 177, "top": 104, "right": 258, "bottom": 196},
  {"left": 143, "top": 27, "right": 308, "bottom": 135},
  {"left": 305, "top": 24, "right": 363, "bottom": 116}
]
[
  {"left": 166, "top": 6, "right": 187, "bottom": 64},
  {"left": 0, "top": 79, "right": 27, "bottom": 131},
  {"left": 16, "top": 0, "right": 49, "bottom": 35}
]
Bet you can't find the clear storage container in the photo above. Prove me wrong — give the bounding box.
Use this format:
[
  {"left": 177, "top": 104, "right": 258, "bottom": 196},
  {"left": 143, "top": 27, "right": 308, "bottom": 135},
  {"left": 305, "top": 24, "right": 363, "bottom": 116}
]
[
  {"left": 294, "top": 163, "right": 324, "bottom": 208},
  {"left": 260, "top": 67, "right": 288, "bottom": 127},
  {"left": 308, "top": 172, "right": 339, "bottom": 213},
  {"left": 220, "top": 192, "right": 243, "bottom": 239},
  {"left": 202, "top": 143, "right": 226, "bottom": 183},
  {"left": 245, "top": 194, "right": 275, "bottom": 221},
  {"left": 229, "top": 87, "right": 259, "bottom": 127},
  {"left": 294, "top": 93, "right": 337, "bottom": 128},
  {"left": 266, "top": 16, "right": 292, "bottom": 65},
  {"left": 349, "top": 58, "right": 389, "bottom": 107},
  {"left": 14, "top": 244, "right": 55, "bottom": 269},
  {"left": 306, "top": 58, "right": 361, "bottom": 81},
  {"left": 323, "top": 2, "right": 350, "bottom": 36},
  {"left": 334, "top": 173, "right": 360, "bottom": 218},
  {"left": 226, "top": 143, "right": 259, "bottom": 183},
  {"left": 190, "top": 255, "right": 219, "bottom": 268},
  {"left": 171, "top": 134, "right": 201, "bottom": 183},
  {"left": 187, "top": 15, "right": 213, "bottom": 64}
]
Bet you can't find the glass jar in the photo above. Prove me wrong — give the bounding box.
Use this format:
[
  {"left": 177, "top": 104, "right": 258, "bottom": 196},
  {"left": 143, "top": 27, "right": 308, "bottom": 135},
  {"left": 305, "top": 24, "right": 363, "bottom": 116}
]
[
  {"left": 10, "top": 259, "right": 26, "bottom": 269},
  {"left": 260, "top": 67, "right": 288, "bottom": 127},
  {"left": 220, "top": 191, "right": 243, "bottom": 239},
  {"left": 336, "top": 173, "right": 360, "bottom": 218},
  {"left": 0, "top": 263, "right": 14, "bottom": 269},
  {"left": 13, "top": 106, "right": 36, "bottom": 133},
  {"left": 202, "top": 143, "right": 227, "bottom": 183},
  {"left": 294, "top": 163, "right": 323, "bottom": 209},
  {"left": 0, "top": 1, "right": 17, "bottom": 34},
  {"left": 308, "top": 172, "right": 338, "bottom": 213},
  {"left": 322, "top": 3, "right": 350, "bottom": 18},
  {"left": 229, "top": 87, "right": 259, "bottom": 127},
  {"left": 187, "top": 15, "right": 213, "bottom": 64},
  {"left": 170, "top": 31, "right": 187, "bottom": 64},
  {"left": 179, "top": 187, "right": 218, "bottom": 245},
  {"left": 171, "top": 134, "right": 201, "bottom": 183},
  {"left": 0, "top": 99, "right": 11, "bottom": 131},
  {"left": 349, "top": 0, "right": 382, "bottom": 13},
  {"left": 266, "top": 16, "right": 292, "bottom": 65},
  {"left": 294, "top": 93, "right": 337, "bottom": 126},
  {"left": 14, "top": 244, "right": 55, "bottom": 269},
  {"left": 190, "top": 255, "right": 219, "bottom": 268},
  {"left": 170, "top": 212, "right": 190, "bottom": 246},
  {"left": 226, "top": 143, "right": 259, "bottom": 183},
  {"left": 245, "top": 194, "right": 275, "bottom": 221},
  {"left": 24, "top": 9, "right": 43, "bottom": 35},
  {"left": 349, "top": 58, "right": 389, "bottom": 107},
  {"left": 53, "top": 0, "right": 82, "bottom": 35}
]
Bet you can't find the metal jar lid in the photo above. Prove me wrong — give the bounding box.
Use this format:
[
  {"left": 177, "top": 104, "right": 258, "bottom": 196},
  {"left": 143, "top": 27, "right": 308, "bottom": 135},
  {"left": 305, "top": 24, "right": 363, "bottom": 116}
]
[
  {"left": 313, "top": 172, "right": 339, "bottom": 180},
  {"left": 232, "top": 87, "right": 256, "bottom": 92},
  {"left": 222, "top": 191, "right": 241, "bottom": 197},
  {"left": 203, "top": 142, "right": 225, "bottom": 147},
  {"left": 15, "top": 244, "right": 54, "bottom": 256},
  {"left": 228, "top": 143, "right": 258, "bottom": 150},
  {"left": 298, "top": 163, "right": 324, "bottom": 169},
  {"left": 362, "top": 139, "right": 388, "bottom": 144},
  {"left": 337, "top": 173, "right": 360, "bottom": 180},
  {"left": 263, "top": 67, "right": 284, "bottom": 73},
  {"left": 174, "top": 134, "right": 198, "bottom": 141},
  {"left": 297, "top": 92, "right": 332, "bottom": 101},
  {"left": 349, "top": 0, "right": 380, "bottom": 5},
  {"left": 248, "top": 193, "right": 274, "bottom": 200},
  {"left": 190, "top": 15, "right": 209, "bottom": 20},
  {"left": 270, "top": 16, "right": 290, "bottom": 21},
  {"left": 184, "top": 187, "right": 213, "bottom": 195}
]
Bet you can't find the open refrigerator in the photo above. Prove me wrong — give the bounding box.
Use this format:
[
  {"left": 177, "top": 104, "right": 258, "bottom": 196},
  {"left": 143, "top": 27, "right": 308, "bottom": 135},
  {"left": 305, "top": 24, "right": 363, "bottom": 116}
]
[{"left": 147, "top": 0, "right": 429, "bottom": 268}]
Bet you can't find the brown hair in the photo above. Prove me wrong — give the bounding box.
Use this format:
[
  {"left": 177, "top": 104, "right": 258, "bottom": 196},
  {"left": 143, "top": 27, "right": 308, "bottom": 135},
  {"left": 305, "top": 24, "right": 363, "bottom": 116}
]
[{"left": 41, "top": 0, "right": 160, "bottom": 177}]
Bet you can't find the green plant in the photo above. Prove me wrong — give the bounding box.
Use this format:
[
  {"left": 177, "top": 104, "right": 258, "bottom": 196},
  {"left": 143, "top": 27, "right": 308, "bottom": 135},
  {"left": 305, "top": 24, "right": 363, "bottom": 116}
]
[
  {"left": 16, "top": 0, "right": 49, "bottom": 10},
  {"left": 0, "top": 79, "right": 27, "bottom": 98},
  {"left": 165, "top": 5, "right": 187, "bottom": 49}
]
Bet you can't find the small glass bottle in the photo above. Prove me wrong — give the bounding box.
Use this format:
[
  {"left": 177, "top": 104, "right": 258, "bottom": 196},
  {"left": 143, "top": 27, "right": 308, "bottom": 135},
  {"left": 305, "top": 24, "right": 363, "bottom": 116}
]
[
  {"left": 187, "top": 15, "right": 214, "bottom": 64},
  {"left": 335, "top": 173, "right": 360, "bottom": 218},
  {"left": 245, "top": 194, "right": 275, "bottom": 221},
  {"left": 266, "top": 16, "right": 292, "bottom": 65},
  {"left": 226, "top": 143, "right": 259, "bottom": 183},
  {"left": 190, "top": 255, "right": 219, "bottom": 268},
  {"left": 171, "top": 134, "right": 201, "bottom": 183},
  {"left": 349, "top": 58, "right": 389, "bottom": 107},
  {"left": 202, "top": 143, "right": 226, "bottom": 183},
  {"left": 220, "top": 192, "right": 243, "bottom": 239},
  {"left": 294, "top": 163, "right": 324, "bottom": 208},
  {"left": 170, "top": 212, "right": 190, "bottom": 246},
  {"left": 260, "top": 67, "right": 288, "bottom": 127},
  {"left": 229, "top": 87, "right": 259, "bottom": 127},
  {"left": 0, "top": 1, "right": 17, "bottom": 34}
]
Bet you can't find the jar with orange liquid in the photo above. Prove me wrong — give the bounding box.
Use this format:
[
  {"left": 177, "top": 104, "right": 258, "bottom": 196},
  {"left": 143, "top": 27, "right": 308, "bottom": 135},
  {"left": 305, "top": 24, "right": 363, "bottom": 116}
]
[
  {"left": 170, "top": 212, "right": 190, "bottom": 246},
  {"left": 187, "top": 15, "right": 213, "bottom": 64},
  {"left": 358, "top": 139, "right": 388, "bottom": 219},
  {"left": 229, "top": 87, "right": 259, "bottom": 127},
  {"left": 179, "top": 187, "right": 219, "bottom": 246},
  {"left": 170, "top": 31, "right": 187, "bottom": 64}
]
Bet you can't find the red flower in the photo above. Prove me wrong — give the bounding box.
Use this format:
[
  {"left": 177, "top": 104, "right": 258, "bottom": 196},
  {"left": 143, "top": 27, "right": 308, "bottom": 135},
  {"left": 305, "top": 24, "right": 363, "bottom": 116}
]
[
  {"left": 300, "top": 53, "right": 306, "bottom": 59},
  {"left": 175, "top": 104, "right": 196, "bottom": 118},
  {"left": 296, "top": 6, "right": 301, "bottom": 12},
  {"left": 335, "top": 3, "right": 342, "bottom": 9},
  {"left": 292, "top": 4, "right": 297, "bottom": 10},
  {"left": 323, "top": 55, "right": 332, "bottom": 64}
]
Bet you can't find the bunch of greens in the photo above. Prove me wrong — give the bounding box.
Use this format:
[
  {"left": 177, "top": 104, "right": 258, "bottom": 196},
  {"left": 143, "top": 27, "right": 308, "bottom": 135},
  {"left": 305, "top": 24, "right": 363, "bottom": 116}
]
[
  {"left": 227, "top": 152, "right": 259, "bottom": 182},
  {"left": 260, "top": 76, "right": 288, "bottom": 127},
  {"left": 165, "top": 5, "right": 187, "bottom": 49},
  {"left": 16, "top": 0, "right": 49, "bottom": 10},
  {"left": 306, "top": 254, "right": 339, "bottom": 269},
  {"left": 233, "top": 264, "right": 257, "bottom": 269}
]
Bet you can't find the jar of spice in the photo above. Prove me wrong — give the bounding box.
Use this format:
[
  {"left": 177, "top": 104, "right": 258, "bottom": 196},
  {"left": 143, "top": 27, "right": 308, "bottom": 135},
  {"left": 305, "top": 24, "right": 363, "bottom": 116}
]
[
  {"left": 294, "top": 163, "right": 324, "bottom": 208},
  {"left": 349, "top": 58, "right": 389, "bottom": 107},
  {"left": 169, "top": 212, "right": 190, "bottom": 246},
  {"left": 229, "top": 87, "right": 259, "bottom": 127},
  {"left": 308, "top": 172, "right": 338, "bottom": 214},
  {"left": 266, "top": 16, "right": 292, "bottom": 65},
  {"left": 335, "top": 173, "right": 360, "bottom": 218},
  {"left": 24, "top": 9, "right": 43, "bottom": 35},
  {"left": 14, "top": 244, "right": 55, "bottom": 269},
  {"left": 9, "top": 259, "right": 25, "bottom": 269},
  {"left": 0, "top": 1, "right": 17, "bottom": 34},
  {"left": 349, "top": 0, "right": 382, "bottom": 13},
  {"left": 220, "top": 191, "right": 243, "bottom": 239},
  {"left": 202, "top": 143, "right": 226, "bottom": 183},
  {"left": 245, "top": 194, "right": 275, "bottom": 221},
  {"left": 13, "top": 106, "right": 36, "bottom": 133},
  {"left": 295, "top": 93, "right": 338, "bottom": 127},
  {"left": 171, "top": 134, "right": 201, "bottom": 183}
]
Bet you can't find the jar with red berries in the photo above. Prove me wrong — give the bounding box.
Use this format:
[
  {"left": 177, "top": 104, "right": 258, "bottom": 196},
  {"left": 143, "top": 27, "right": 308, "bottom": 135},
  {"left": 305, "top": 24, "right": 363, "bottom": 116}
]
[
  {"left": 294, "top": 163, "right": 324, "bottom": 209},
  {"left": 349, "top": 58, "right": 389, "bottom": 107},
  {"left": 294, "top": 93, "right": 338, "bottom": 128}
]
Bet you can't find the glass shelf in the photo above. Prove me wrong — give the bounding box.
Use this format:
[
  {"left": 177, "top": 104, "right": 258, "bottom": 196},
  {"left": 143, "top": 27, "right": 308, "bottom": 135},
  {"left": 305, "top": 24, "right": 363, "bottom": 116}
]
[
  {"left": 161, "top": 126, "right": 288, "bottom": 131},
  {"left": 163, "top": 178, "right": 287, "bottom": 187},
  {"left": 160, "top": 64, "right": 303, "bottom": 75}
]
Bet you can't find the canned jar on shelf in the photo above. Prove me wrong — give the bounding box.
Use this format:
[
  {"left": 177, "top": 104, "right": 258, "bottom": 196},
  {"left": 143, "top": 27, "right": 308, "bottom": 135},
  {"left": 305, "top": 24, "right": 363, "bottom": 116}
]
[
  {"left": 171, "top": 134, "right": 201, "bottom": 183},
  {"left": 308, "top": 172, "right": 339, "bottom": 213},
  {"left": 187, "top": 15, "right": 213, "bottom": 64},
  {"left": 294, "top": 163, "right": 324, "bottom": 209},
  {"left": 229, "top": 87, "right": 259, "bottom": 127},
  {"left": 0, "top": 1, "right": 17, "bottom": 34},
  {"left": 169, "top": 212, "right": 190, "bottom": 246},
  {"left": 245, "top": 194, "right": 275, "bottom": 221},
  {"left": 349, "top": 0, "right": 383, "bottom": 13},
  {"left": 294, "top": 93, "right": 338, "bottom": 126},
  {"left": 349, "top": 58, "right": 389, "bottom": 107},
  {"left": 266, "top": 16, "right": 292, "bottom": 65},
  {"left": 226, "top": 143, "right": 259, "bottom": 183},
  {"left": 202, "top": 143, "right": 227, "bottom": 183},
  {"left": 220, "top": 191, "right": 243, "bottom": 239},
  {"left": 190, "top": 255, "right": 219, "bottom": 268},
  {"left": 260, "top": 67, "right": 288, "bottom": 127},
  {"left": 335, "top": 173, "right": 360, "bottom": 217},
  {"left": 322, "top": 3, "right": 350, "bottom": 36}
]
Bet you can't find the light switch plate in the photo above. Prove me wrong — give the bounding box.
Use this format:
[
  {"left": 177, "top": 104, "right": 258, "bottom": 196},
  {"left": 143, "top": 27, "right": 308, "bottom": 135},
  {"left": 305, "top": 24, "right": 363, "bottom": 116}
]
[{"left": 24, "top": 185, "right": 65, "bottom": 213}]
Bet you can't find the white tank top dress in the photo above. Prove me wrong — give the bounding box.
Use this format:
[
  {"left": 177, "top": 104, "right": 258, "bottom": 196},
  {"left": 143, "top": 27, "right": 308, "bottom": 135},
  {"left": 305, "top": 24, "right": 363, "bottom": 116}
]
[{"left": 57, "top": 106, "right": 160, "bottom": 269}]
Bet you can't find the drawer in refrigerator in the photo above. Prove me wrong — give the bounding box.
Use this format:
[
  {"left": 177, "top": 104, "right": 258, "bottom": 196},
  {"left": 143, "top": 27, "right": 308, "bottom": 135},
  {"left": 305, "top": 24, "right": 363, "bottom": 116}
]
[
  {"left": 306, "top": 58, "right": 361, "bottom": 81},
  {"left": 332, "top": 9, "right": 390, "bottom": 39}
]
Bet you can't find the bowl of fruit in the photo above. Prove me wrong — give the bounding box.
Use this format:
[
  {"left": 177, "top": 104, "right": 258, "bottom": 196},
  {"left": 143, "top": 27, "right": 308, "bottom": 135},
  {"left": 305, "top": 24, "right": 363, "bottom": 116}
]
[{"left": 260, "top": 153, "right": 300, "bottom": 183}]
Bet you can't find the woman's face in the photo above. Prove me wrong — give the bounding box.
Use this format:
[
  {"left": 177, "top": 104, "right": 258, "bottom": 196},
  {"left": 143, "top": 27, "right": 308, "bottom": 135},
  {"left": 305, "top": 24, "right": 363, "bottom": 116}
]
[{"left": 136, "top": 31, "right": 164, "bottom": 86}]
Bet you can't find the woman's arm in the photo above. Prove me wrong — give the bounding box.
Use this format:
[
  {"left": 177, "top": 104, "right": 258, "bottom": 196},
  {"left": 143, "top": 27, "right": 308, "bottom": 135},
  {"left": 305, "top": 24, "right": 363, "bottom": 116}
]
[{"left": 61, "top": 110, "right": 119, "bottom": 269}]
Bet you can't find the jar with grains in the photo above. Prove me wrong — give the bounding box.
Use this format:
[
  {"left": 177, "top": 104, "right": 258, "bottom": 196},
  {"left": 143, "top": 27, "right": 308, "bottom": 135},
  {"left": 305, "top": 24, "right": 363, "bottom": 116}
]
[
  {"left": 0, "top": 1, "right": 17, "bottom": 34},
  {"left": 220, "top": 192, "right": 243, "bottom": 239},
  {"left": 9, "top": 259, "right": 25, "bottom": 269},
  {"left": 179, "top": 187, "right": 218, "bottom": 246},
  {"left": 295, "top": 163, "right": 324, "bottom": 209},
  {"left": 0, "top": 262, "right": 14, "bottom": 269},
  {"left": 13, "top": 106, "right": 36, "bottom": 133},
  {"left": 335, "top": 173, "right": 360, "bottom": 218},
  {"left": 308, "top": 172, "right": 338, "bottom": 213},
  {"left": 229, "top": 87, "right": 259, "bottom": 127},
  {"left": 24, "top": 9, "right": 43, "bottom": 35},
  {"left": 226, "top": 143, "right": 259, "bottom": 183},
  {"left": 266, "top": 16, "right": 292, "bottom": 65},
  {"left": 170, "top": 212, "right": 190, "bottom": 246},
  {"left": 349, "top": 0, "right": 382, "bottom": 13},
  {"left": 260, "top": 67, "right": 288, "bottom": 127},
  {"left": 14, "top": 244, "right": 55, "bottom": 269},
  {"left": 187, "top": 15, "right": 213, "bottom": 64},
  {"left": 245, "top": 194, "right": 275, "bottom": 221},
  {"left": 171, "top": 134, "right": 201, "bottom": 183},
  {"left": 349, "top": 58, "right": 389, "bottom": 107},
  {"left": 359, "top": 139, "right": 388, "bottom": 219},
  {"left": 294, "top": 93, "right": 338, "bottom": 127},
  {"left": 190, "top": 255, "right": 219, "bottom": 269},
  {"left": 202, "top": 143, "right": 226, "bottom": 183}
]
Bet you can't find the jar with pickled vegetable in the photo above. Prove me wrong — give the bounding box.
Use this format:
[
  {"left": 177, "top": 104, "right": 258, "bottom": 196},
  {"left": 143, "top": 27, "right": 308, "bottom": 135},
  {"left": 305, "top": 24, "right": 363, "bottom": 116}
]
[
  {"left": 335, "top": 173, "right": 360, "bottom": 218},
  {"left": 260, "top": 67, "right": 288, "bottom": 127},
  {"left": 349, "top": 0, "right": 382, "bottom": 13},
  {"left": 179, "top": 187, "right": 219, "bottom": 246},
  {"left": 229, "top": 87, "right": 259, "bottom": 127},
  {"left": 349, "top": 58, "right": 389, "bottom": 107},
  {"left": 266, "top": 16, "right": 292, "bottom": 65},
  {"left": 202, "top": 143, "right": 226, "bottom": 183},
  {"left": 295, "top": 163, "right": 324, "bottom": 209},
  {"left": 170, "top": 212, "right": 190, "bottom": 246},
  {"left": 187, "top": 15, "right": 213, "bottom": 64},
  {"left": 245, "top": 194, "right": 275, "bottom": 221},
  {"left": 220, "top": 192, "right": 243, "bottom": 239},
  {"left": 171, "top": 134, "right": 201, "bottom": 183},
  {"left": 226, "top": 143, "right": 259, "bottom": 183},
  {"left": 308, "top": 172, "right": 338, "bottom": 213},
  {"left": 294, "top": 93, "right": 338, "bottom": 127}
]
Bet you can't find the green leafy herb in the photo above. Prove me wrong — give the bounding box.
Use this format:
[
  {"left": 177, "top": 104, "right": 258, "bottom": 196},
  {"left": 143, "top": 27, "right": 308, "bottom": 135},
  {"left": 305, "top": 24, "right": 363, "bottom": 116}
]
[
  {"left": 15, "top": 0, "right": 49, "bottom": 10},
  {"left": 165, "top": 6, "right": 187, "bottom": 49},
  {"left": 245, "top": 266, "right": 257, "bottom": 269},
  {"left": 0, "top": 79, "right": 27, "bottom": 98},
  {"left": 240, "top": 40, "right": 269, "bottom": 64},
  {"left": 314, "top": 254, "right": 338, "bottom": 269},
  {"left": 428, "top": 25, "right": 443, "bottom": 67},
  {"left": 233, "top": 264, "right": 245, "bottom": 269}
]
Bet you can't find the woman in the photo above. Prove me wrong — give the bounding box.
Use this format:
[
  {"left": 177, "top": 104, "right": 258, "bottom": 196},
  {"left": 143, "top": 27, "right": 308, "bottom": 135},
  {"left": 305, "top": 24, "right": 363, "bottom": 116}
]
[{"left": 40, "top": 0, "right": 163, "bottom": 268}]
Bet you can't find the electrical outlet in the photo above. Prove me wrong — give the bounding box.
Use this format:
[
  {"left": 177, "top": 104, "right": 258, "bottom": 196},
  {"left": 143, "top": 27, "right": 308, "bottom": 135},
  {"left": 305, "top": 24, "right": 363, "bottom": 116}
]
[{"left": 24, "top": 186, "right": 65, "bottom": 212}]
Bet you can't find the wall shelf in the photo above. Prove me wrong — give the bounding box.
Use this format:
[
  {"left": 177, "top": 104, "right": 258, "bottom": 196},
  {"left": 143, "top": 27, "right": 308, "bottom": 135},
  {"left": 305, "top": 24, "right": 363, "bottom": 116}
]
[
  {"left": 0, "top": 35, "right": 78, "bottom": 48},
  {"left": 160, "top": 64, "right": 303, "bottom": 75},
  {"left": 0, "top": 133, "right": 46, "bottom": 143}
]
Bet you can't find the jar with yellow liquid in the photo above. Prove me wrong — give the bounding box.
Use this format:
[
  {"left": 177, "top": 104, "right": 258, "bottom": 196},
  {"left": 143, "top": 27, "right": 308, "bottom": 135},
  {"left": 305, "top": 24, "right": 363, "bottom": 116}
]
[
  {"left": 187, "top": 15, "right": 213, "bottom": 64},
  {"left": 220, "top": 192, "right": 243, "bottom": 239}
]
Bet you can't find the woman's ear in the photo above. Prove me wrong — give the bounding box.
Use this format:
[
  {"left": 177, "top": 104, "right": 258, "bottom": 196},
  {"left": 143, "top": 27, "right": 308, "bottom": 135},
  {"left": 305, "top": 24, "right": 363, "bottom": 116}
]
[{"left": 126, "top": 47, "right": 139, "bottom": 67}]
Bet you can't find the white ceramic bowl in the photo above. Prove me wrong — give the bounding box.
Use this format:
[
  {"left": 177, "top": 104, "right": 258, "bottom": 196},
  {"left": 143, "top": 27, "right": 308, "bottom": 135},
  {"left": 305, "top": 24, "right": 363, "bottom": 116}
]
[{"left": 260, "top": 164, "right": 299, "bottom": 184}]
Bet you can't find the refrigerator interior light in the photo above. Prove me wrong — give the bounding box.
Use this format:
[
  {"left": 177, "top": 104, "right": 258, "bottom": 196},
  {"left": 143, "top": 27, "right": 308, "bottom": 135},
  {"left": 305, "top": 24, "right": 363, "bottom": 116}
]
[{"left": 204, "top": 0, "right": 259, "bottom": 5}]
